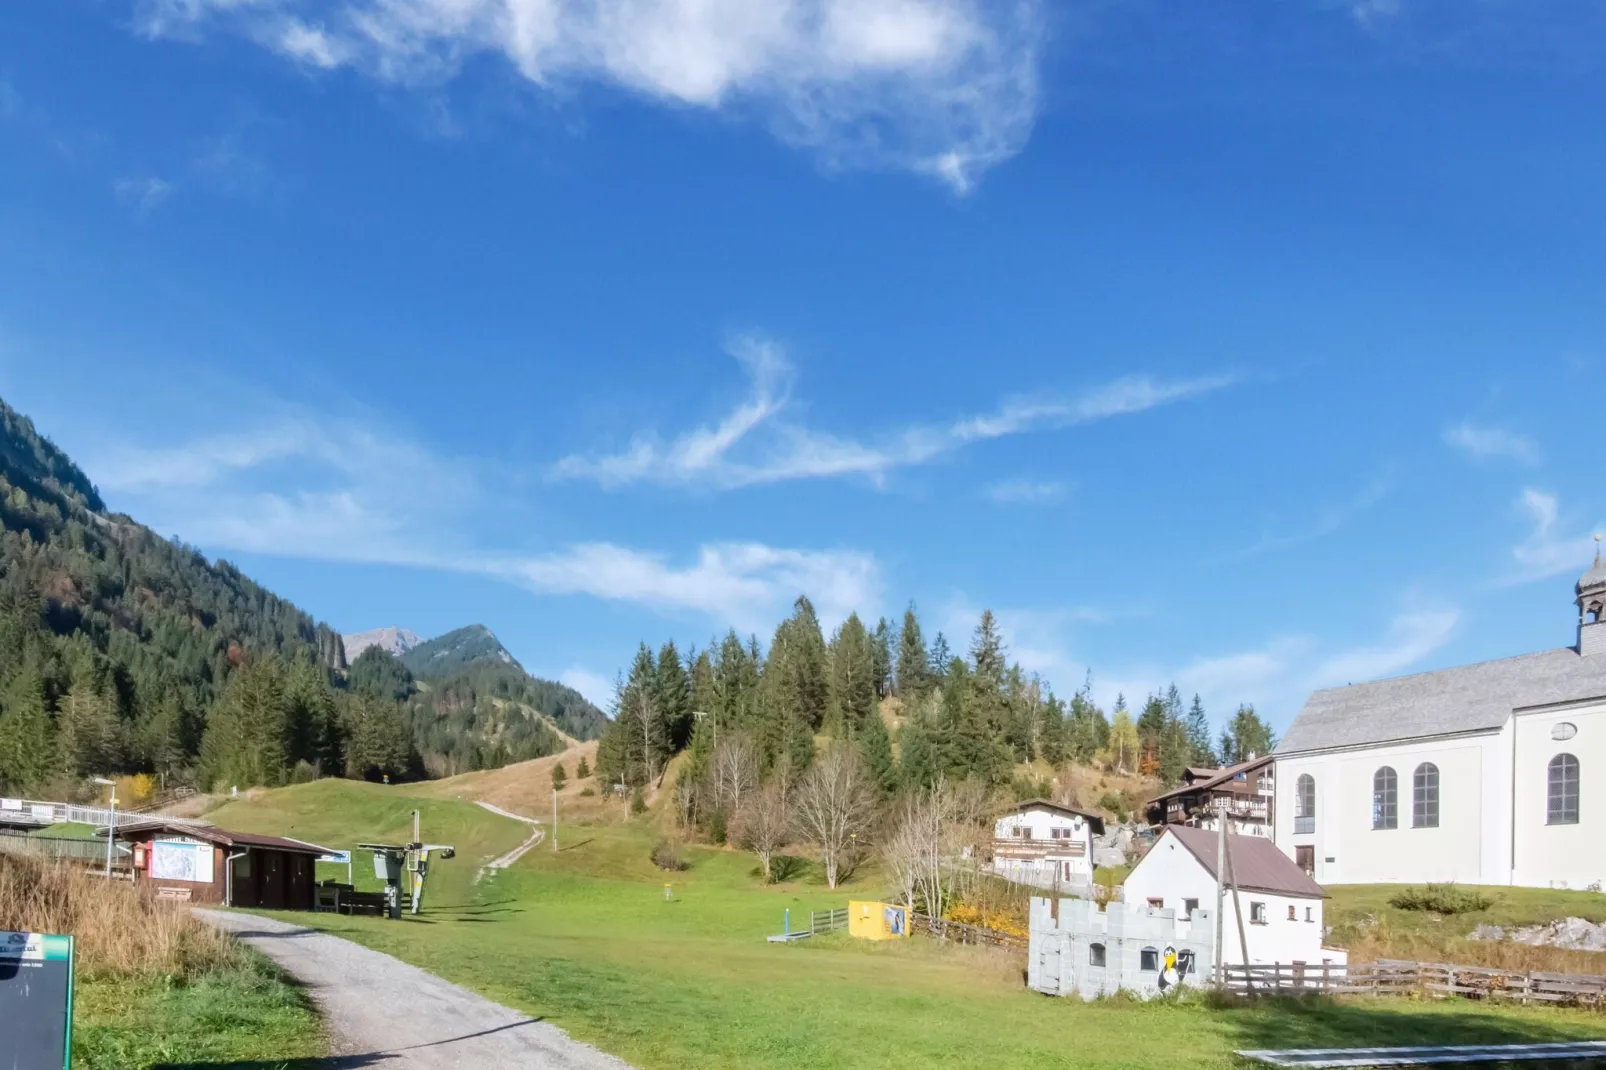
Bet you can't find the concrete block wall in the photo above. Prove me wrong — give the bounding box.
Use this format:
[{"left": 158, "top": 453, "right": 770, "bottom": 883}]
[{"left": 1028, "top": 897, "right": 1216, "bottom": 1000}]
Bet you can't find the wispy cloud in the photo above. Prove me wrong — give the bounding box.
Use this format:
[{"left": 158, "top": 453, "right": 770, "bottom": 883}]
[
  {"left": 113, "top": 176, "right": 174, "bottom": 216},
  {"left": 1348, "top": 0, "right": 1402, "bottom": 30},
  {"left": 1444, "top": 421, "right": 1541, "bottom": 466},
  {"left": 1509, "top": 488, "right": 1601, "bottom": 584},
  {"left": 1239, "top": 468, "right": 1396, "bottom": 557},
  {"left": 553, "top": 336, "right": 1234, "bottom": 491},
  {"left": 89, "top": 406, "right": 880, "bottom": 630},
  {"left": 130, "top": 0, "right": 1044, "bottom": 193},
  {"left": 557, "top": 666, "right": 616, "bottom": 711},
  {"left": 1310, "top": 608, "right": 1458, "bottom": 685},
  {"left": 987, "top": 478, "right": 1066, "bottom": 504}
]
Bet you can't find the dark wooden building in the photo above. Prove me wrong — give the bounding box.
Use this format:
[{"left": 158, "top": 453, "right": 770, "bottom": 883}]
[
  {"left": 102, "top": 820, "right": 330, "bottom": 909},
  {"left": 1145, "top": 754, "right": 1276, "bottom": 838}
]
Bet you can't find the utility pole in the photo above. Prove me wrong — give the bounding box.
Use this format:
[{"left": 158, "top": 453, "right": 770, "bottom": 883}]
[
  {"left": 1223, "top": 815, "right": 1254, "bottom": 992},
  {"left": 1214, "top": 799, "right": 1226, "bottom": 985},
  {"left": 552, "top": 788, "right": 558, "bottom": 852}
]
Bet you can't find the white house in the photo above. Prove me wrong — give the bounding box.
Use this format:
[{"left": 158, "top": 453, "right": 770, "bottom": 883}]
[
  {"left": 992, "top": 799, "right": 1104, "bottom": 896},
  {"left": 1274, "top": 552, "right": 1606, "bottom": 889},
  {"left": 1123, "top": 825, "right": 1344, "bottom": 967}
]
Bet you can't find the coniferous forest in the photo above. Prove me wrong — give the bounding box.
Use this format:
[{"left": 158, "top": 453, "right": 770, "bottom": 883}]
[
  {"left": 596, "top": 595, "right": 1278, "bottom": 841},
  {"left": 0, "top": 396, "right": 602, "bottom": 797}
]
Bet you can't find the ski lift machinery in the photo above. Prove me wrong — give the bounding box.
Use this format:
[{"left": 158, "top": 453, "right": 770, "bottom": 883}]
[{"left": 358, "top": 810, "right": 456, "bottom": 919}]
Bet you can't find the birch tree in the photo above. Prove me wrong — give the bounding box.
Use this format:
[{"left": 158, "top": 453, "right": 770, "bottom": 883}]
[
  {"left": 794, "top": 745, "right": 877, "bottom": 888},
  {"left": 711, "top": 734, "right": 758, "bottom": 814},
  {"left": 732, "top": 776, "right": 792, "bottom": 882}
]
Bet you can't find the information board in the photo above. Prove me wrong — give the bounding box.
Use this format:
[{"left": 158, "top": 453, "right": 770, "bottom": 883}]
[
  {"left": 0, "top": 930, "right": 74, "bottom": 1070},
  {"left": 150, "top": 840, "right": 214, "bottom": 883}
]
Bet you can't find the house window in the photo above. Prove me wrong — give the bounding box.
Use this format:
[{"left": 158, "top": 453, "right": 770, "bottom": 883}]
[
  {"left": 1140, "top": 947, "right": 1159, "bottom": 971},
  {"left": 1183, "top": 898, "right": 1199, "bottom": 920},
  {"left": 1305, "top": 907, "right": 1314, "bottom": 922},
  {"left": 1147, "top": 897, "right": 1164, "bottom": 912},
  {"left": 1063, "top": 862, "right": 1072, "bottom": 880},
  {"left": 1372, "top": 766, "right": 1398, "bottom": 830},
  {"left": 1089, "top": 942, "right": 1106, "bottom": 967},
  {"left": 1250, "top": 902, "right": 1268, "bottom": 925},
  {"left": 1412, "top": 763, "right": 1439, "bottom": 828},
  {"left": 1548, "top": 753, "right": 1580, "bottom": 825},
  {"left": 1295, "top": 774, "right": 1316, "bottom": 834},
  {"left": 1288, "top": 905, "right": 1297, "bottom": 921},
  {"left": 1177, "top": 949, "right": 1196, "bottom": 977}
]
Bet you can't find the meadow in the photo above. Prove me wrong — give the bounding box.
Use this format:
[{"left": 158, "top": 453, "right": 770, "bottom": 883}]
[{"left": 214, "top": 777, "right": 1606, "bottom": 1070}]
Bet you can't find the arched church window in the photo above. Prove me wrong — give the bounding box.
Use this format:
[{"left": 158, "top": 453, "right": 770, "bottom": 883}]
[
  {"left": 1548, "top": 754, "right": 1580, "bottom": 825},
  {"left": 1295, "top": 774, "right": 1316, "bottom": 834},
  {"left": 1372, "top": 767, "right": 1397, "bottom": 829},
  {"left": 1412, "top": 763, "right": 1439, "bottom": 828}
]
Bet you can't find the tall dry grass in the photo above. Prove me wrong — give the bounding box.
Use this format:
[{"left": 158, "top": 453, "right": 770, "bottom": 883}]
[
  {"left": 0, "top": 855, "right": 234, "bottom": 979},
  {"left": 1340, "top": 918, "right": 1606, "bottom": 976}
]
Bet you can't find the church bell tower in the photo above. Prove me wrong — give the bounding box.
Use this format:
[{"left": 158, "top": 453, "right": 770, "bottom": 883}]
[{"left": 1577, "top": 536, "right": 1606, "bottom": 656}]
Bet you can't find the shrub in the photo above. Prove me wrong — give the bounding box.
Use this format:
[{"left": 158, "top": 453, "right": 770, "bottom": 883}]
[
  {"left": 651, "top": 839, "right": 688, "bottom": 871},
  {"left": 579, "top": 787, "right": 595, "bottom": 797},
  {"left": 1012, "top": 775, "right": 1051, "bottom": 802},
  {"left": 631, "top": 788, "right": 647, "bottom": 814},
  {"left": 0, "top": 855, "right": 233, "bottom": 979},
  {"left": 1097, "top": 792, "right": 1128, "bottom": 822},
  {"left": 1389, "top": 883, "right": 1494, "bottom": 915},
  {"left": 705, "top": 808, "right": 728, "bottom": 845},
  {"left": 576, "top": 756, "right": 591, "bottom": 779},
  {"left": 551, "top": 762, "right": 568, "bottom": 791},
  {"left": 289, "top": 760, "right": 320, "bottom": 785}
]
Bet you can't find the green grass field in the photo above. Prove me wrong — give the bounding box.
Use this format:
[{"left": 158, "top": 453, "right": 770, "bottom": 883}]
[{"left": 209, "top": 778, "right": 1606, "bottom": 1069}]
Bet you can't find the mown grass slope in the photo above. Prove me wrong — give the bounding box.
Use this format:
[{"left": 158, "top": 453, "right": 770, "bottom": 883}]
[{"left": 218, "top": 778, "right": 1606, "bottom": 1070}]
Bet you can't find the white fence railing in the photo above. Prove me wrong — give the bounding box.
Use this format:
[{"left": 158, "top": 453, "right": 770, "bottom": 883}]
[{"left": 0, "top": 798, "right": 150, "bottom": 829}]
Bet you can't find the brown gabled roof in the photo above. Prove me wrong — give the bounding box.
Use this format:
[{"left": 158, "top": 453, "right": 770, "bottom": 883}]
[
  {"left": 1162, "top": 824, "right": 1327, "bottom": 899},
  {"left": 100, "top": 820, "right": 331, "bottom": 856},
  {"left": 1002, "top": 798, "right": 1106, "bottom": 835},
  {"left": 1148, "top": 754, "right": 1273, "bottom": 806}
]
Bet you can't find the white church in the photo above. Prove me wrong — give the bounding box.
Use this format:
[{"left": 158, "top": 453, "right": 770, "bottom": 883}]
[{"left": 1273, "top": 549, "right": 1606, "bottom": 890}]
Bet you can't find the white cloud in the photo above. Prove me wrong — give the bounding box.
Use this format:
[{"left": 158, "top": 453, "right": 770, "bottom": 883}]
[
  {"left": 987, "top": 478, "right": 1065, "bottom": 503},
  {"left": 89, "top": 406, "right": 880, "bottom": 629},
  {"left": 1310, "top": 609, "right": 1458, "bottom": 686},
  {"left": 1239, "top": 469, "right": 1396, "bottom": 557},
  {"left": 1444, "top": 422, "right": 1541, "bottom": 466},
  {"left": 113, "top": 176, "right": 174, "bottom": 215},
  {"left": 558, "top": 666, "right": 617, "bottom": 710},
  {"left": 554, "top": 336, "right": 1234, "bottom": 490},
  {"left": 1348, "top": 0, "right": 1401, "bottom": 29},
  {"left": 485, "top": 540, "right": 880, "bottom": 632},
  {"left": 131, "top": 0, "right": 1045, "bottom": 192},
  {"left": 1510, "top": 488, "right": 1601, "bottom": 583}
]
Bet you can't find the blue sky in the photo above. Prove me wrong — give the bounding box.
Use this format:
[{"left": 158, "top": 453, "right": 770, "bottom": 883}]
[{"left": 2, "top": 0, "right": 1604, "bottom": 733}]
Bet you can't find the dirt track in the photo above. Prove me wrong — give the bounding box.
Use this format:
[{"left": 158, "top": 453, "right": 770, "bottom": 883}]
[{"left": 197, "top": 909, "right": 632, "bottom": 1069}]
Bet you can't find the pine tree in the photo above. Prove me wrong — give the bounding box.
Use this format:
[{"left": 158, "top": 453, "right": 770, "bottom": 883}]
[
  {"left": 0, "top": 667, "right": 56, "bottom": 793},
  {"left": 858, "top": 706, "right": 897, "bottom": 794},
  {"left": 927, "top": 632, "right": 951, "bottom": 684},
  {"left": 655, "top": 641, "right": 692, "bottom": 750},
  {"left": 576, "top": 755, "right": 591, "bottom": 779},
  {"left": 871, "top": 617, "right": 894, "bottom": 698},
  {"left": 1040, "top": 692, "right": 1067, "bottom": 766},
  {"left": 200, "top": 657, "right": 292, "bottom": 790},
  {"left": 341, "top": 692, "right": 413, "bottom": 781},
  {"left": 552, "top": 762, "right": 568, "bottom": 791},
  {"left": 828, "top": 613, "right": 876, "bottom": 734},
  {"left": 897, "top": 709, "right": 939, "bottom": 790},
  {"left": 56, "top": 670, "right": 121, "bottom": 776},
  {"left": 1108, "top": 698, "right": 1139, "bottom": 774},
  {"left": 896, "top": 604, "right": 929, "bottom": 697},
  {"left": 1185, "top": 694, "right": 1215, "bottom": 767},
  {"left": 1223, "top": 704, "right": 1275, "bottom": 764}
]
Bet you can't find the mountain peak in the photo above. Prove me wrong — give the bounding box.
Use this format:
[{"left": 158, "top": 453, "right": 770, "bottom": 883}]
[
  {"left": 342, "top": 626, "right": 423, "bottom": 662},
  {"left": 400, "top": 624, "right": 522, "bottom": 677}
]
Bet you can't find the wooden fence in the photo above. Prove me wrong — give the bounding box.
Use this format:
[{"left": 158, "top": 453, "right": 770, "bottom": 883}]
[
  {"left": 1221, "top": 960, "right": 1606, "bottom": 1008},
  {"left": 810, "top": 908, "right": 849, "bottom": 934},
  {"left": 911, "top": 912, "right": 1029, "bottom": 952},
  {"left": 0, "top": 829, "right": 114, "bottom": 865}
]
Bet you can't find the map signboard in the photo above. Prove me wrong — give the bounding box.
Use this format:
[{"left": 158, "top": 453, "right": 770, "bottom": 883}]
[
  {"left": 149, "top": 840, "right": 214, "bottom": 883},
  {"left": 1, "top": 930, "right": 74, "bottom": 1069}
]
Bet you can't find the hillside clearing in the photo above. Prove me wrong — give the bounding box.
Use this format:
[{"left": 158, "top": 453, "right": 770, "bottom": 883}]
[{"left": 218, "top": 779, "right": 1606, "bottom": 1070}]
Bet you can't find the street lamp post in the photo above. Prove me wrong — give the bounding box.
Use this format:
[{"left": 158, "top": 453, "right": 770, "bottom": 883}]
[{"left": 92, "top": 777, "right": 117, "bottom": 877}]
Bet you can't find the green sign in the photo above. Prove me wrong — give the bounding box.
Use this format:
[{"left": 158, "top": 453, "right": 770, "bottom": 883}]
[{"left": 1, "top": 930, "right": 75, "bottom": 1070}]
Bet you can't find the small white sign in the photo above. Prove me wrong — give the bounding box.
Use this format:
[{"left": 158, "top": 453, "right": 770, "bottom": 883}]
[
  {"left": 0, "top": 799, "right": 21, "bottom": 812},
  {"left": 318, "top": 850, "right": 351, "bottom": 865}
]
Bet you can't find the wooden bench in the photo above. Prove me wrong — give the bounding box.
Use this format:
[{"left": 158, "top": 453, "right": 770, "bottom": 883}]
[{"left": 155, "top": 886, "right": 192, "bottom": 902}]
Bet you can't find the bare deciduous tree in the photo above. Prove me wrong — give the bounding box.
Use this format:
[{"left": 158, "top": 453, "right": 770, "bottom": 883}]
[
  {"left": 881, "top": 780, "right": 993, "bottom": 924},
  {"left": 794, "top": 745, "right": 878, "bottom": 888},
  {"left": 711, "top": 734, "right": 758, "bottom": 815},
  {"left": 732, "top": 777, "right": 792, "bottom": 882}
]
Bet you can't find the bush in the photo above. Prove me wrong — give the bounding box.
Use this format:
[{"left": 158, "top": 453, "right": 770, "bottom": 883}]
[
  {"left": 705, "top": 809, "right": 728, "bottom": 845},
  {"left": 631, "top": 788, "right": 646, "bottom": 814},
  {"left": 289, "top": 760, "right": 320, "bottom": 785},
  {"left": 579, "top": 787, "right": 595, "bottom": 797},
  {"left": 1389, "top": 883, "right": 1494, "bottom": 915},
  {"left": 651, "top": 839, "right": 688, "bottom": 871},
  {"left": 1097, "top": 792, "right": 1129, "bottom": 822},
  {"left": 1012, "top": 775, "right": 1051, "bottom": 802},
  {"left": 576, "top": 756, "right": 591, "bottom": 779}
]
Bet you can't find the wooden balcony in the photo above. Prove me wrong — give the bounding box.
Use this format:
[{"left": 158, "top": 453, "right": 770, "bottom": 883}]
[{"left": 992, "top": 837, "right": 1086, "bottom": 861}]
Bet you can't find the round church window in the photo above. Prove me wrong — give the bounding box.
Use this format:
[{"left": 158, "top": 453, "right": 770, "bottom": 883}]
[{"left": 1552, "top": 722, "right": 1578, "bottom": 741}]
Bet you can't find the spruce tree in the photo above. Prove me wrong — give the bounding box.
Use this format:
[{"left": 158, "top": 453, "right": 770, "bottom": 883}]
[
  {"left": 200, "top": 657, "right": 292, "bottom": 790},
  {"left": 896, "top": 604, "right": 929, "bottom": 697},
  {"left": 828, "top": 613, "right": 876, "bottom": 734},
  {"left": 871, "top": 617, "right": 894, "bottom": 698},
  {"left": 655, "top": 641, "right": 692, "bottom": 750},
  {"left": 1185, "top": 694, "right": 1215, "bottom": 767},
  {"left": 0, "top": 667, "right": 56, "bottom": 793},
  {"left": 858, "top": 706, "right": 897, "bottom": 795},
  {"left": 897, "top": 711, "right": 939, "bottom": 790},
  {"left": 576, "top": 755, "right": 591, "bottom": 778},
  {"left": 551, "top": 762, "right": 568, "bottom": 791},
  {"left": 56, "top": 670, "right": 121, "bottom": 776},
  {"left": 927, "top": 632, "right": 951, "bottom": 683},
  {"left": 1040, "top": 693, "right": 1067, "bottom": 766}
]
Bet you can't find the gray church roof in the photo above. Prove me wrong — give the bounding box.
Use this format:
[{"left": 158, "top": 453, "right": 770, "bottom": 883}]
[{"left": 1277, "top": 645, "right": 1606, "bottom": 756}]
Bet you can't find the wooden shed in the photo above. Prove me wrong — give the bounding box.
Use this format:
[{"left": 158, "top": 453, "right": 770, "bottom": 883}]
[{"left": 101, "top": 820, "right": 330, "bottom": 910}]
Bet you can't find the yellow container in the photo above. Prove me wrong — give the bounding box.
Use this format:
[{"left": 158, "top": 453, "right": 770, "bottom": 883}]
[{"left": 848, "top": 900, "right": 909, "bottom": 940}]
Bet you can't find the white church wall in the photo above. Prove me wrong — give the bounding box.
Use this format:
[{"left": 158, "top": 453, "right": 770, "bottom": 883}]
[
  {"left": 1275, "top": 731, "right": 1507, "bottom": 886},
  {"left": 1512, "top": 701, "right": 1606, "bottom": 890}
]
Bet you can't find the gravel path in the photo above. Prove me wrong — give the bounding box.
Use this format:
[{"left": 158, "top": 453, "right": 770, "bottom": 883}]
[
  {"left": 474, "top": 801, "right": 544, "bottom": 882},
  {"left": 197, "top": 909, "right": 632, "bottom": 1069}
]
